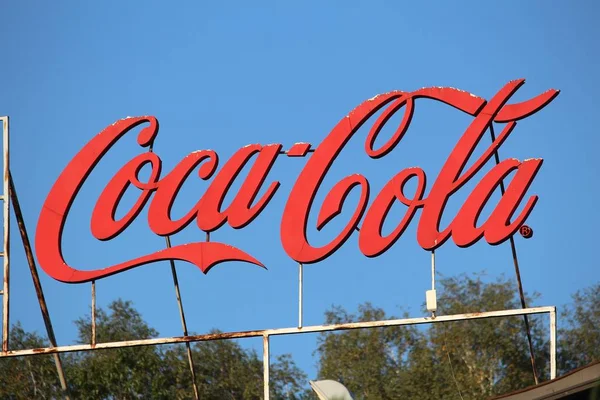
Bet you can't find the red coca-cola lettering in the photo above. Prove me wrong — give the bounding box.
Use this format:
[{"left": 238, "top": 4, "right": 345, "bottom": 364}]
[
  {"left": 35, "top": 118, "right": 266, "bottom": 283},
  {"left": 35, "top": 79, "right": 558, "bottom": 283}
]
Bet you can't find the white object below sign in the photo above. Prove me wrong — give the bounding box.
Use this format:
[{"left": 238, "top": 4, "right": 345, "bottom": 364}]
[
  {"left": 309, "top": 380, "right": 354, "bottom": 400},
  {"left": 426, "top": 289, "right": 437, "bottom": 312}
]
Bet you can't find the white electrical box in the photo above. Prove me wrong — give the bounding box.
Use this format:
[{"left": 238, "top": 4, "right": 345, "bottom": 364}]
[{"left": 426, "top": 289, "right": 437, "bottom": 312}]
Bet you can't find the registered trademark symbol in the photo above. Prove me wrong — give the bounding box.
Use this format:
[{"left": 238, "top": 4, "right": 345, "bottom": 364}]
[{"left": 519, "top": 225, "right": 533, "bottom": 239}]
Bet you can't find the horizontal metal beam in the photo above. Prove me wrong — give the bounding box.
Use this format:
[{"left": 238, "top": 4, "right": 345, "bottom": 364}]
[{"left": 0, "top": 306, "right": 555, "bottom": 358}]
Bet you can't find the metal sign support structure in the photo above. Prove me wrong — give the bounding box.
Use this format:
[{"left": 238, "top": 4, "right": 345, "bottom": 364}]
[
  {"left": 0, "top": 306, "right": 557, "bottom": 399},
  {"left": 0, "top": 115, "right": 558, "bottom": 399},
  {"left": 0, "top": 117, "right": 71, "bottom": 398}
]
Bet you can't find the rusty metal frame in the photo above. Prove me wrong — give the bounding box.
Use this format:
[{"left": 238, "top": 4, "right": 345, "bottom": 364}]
[{"left": 0, "top": 306, "right": 557, "bottom": 399}]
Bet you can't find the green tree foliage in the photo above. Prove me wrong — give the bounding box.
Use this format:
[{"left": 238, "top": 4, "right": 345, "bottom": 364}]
[
  {"left": 406, "top": 275, "right": 549, "bottom": 399},
  {"left": 162, "top": 335, "right": 307, "bottom": 399},
  {"left": 314, "top": 275, "right": 597, "bottom": 400},
  {"left": 0, "top": 277, "right": 597, "bottom": 399},
  {"left": 558, "top": 282, "right": 600, "bottom": 373},
  {"left": 66, "top": 300, "right": 173, "bottom": 399},
  {"left": 0, "top": 323, "right": 62, "bottom": 399},
  {"left": 0, "top": 299, "right": 306, "bottom": 399},
  {"left": 315, "top": 303, "right": 417, "bottom": 399}
]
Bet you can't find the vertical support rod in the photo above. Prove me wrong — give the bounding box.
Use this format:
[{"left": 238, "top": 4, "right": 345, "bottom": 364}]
[
  {"left": 430, "top": 250, "right": 436, "bottom": 318},
  {"left": 91, "top": 281, "right": 96, "bottom": 347},
  {"left": 550, "top": 307, "right": 556, "bottom": 380},
  {"left": 490, "top": 124, "right": 539, "bottom": 385},
  {"left": 431, "top": 250, "right": 435, "bottom": 291},
  {"left": 2, "top": 117, "right": 9, "bottom": 354},
  {"left": 263, "top": 334, "right": 270, "bottom": 400},
  {"left": 149, "top": 142, "right": 199, "bottom": 399},
  {"left": 298, "top": 263, "right": 303, "bottom": 329},
  {"left": 165, "top": 236, "right": 199, "bottom": 400},
  {"left": 509, "top": 235, "right": 539, "bottom": 383},
  {"left": 9, "top": 172, "right": 70, "bottom": 398}
]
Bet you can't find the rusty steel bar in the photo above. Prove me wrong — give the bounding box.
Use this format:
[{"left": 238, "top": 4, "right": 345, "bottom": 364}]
[
  {"left": 489, "top": 123, "right": 539, "bottom": 384},
  {"left": 165, "top": 236, "right": 199, "bottom": 400},
  {"left": 148, "top": 143, "right": 199, "bottom": 399},
  {"left": 2, "top": 117, "right": 9, "bottom": 354},
  {"left": 91, "top": 281, "right": 96, "bottom": 347},
  {"left": 263, "top": 334, "right": 270, "bottom": 400},
  {"left": 550, "top": 307, "right": 557, "bottom": 380},
  {"left": 9, "top": 172, "right": 70, "bottom": 398},
  {"left": 0, "top": 306, "right": 556, "bottom": 360},
  {"left": 298, "top": 263, "right": 303, "bottom": 328},
  {"left": 508, "top": 236, "right": 539, "bottom": 383}
]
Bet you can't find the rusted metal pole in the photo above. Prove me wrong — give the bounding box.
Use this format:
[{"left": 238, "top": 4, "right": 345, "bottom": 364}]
[
  {"left": 91, "top": 281, "right": 96, "bottom": 347},
  {"left": 0, "top": 306, "right": 556, "bottom": 360},
  {"left": 263, "top": 334, "right": 270, "bottom": 400},
  {"left": 9, "top": 172, "right": 70, "bottom": 398},
  {"left": 149, "top": 142, "right": 199, "bottom": 399},
  {"left": 430, "top": 250, "right": 436, "bottom": 318},
  {"left": 550, "top": 307, "right": 557, "bottom": 380},
  {"left": 2, "top": 116, "right": 9, "bottom": 354},
  {"left": 298, "top": 263, "right": 303, "bottom": 329},
  {"left": 165, "top": 236, "right": 199, "bottom": 400},
  {"left": 489, "top": 124, "right": 539, "bottom": 384},
  {"left": 431, "top": 250, "right": 435, "bottom": 291}
]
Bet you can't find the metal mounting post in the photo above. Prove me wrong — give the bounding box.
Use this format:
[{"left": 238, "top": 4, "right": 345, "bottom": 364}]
[
  {"left": 165, "top": 236, "right": 199, "bottom": 400},
  {"left": 298, "top": 263, "right": 303, "bottom": 329},
  {"left": 91, "top": 281, "right": 96, "bottom": 347},
  {"left": 550, "top": 307, "right": 557, "bottom": 380},
  {"left": 263, "top": 334, "right": 270, "bottom": 400},
  {"left": 9, "top": 172, "right": 70, "bottom": 398}
]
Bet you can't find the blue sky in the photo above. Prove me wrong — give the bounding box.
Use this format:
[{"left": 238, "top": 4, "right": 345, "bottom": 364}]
[{"left": 1, "top": 1, "right": 598, "bottom": 382}]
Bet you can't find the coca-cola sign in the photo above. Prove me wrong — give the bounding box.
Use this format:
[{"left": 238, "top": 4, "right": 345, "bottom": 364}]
[{"left": 35, "top": 79, "right": 558, "bottom": 283}]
